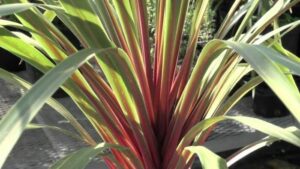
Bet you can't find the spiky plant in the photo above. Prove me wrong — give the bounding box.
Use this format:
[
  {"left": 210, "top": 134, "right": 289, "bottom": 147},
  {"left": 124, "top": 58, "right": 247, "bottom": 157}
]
[{"left": 1, "top": 0, "right": 300, "bottom": 169}]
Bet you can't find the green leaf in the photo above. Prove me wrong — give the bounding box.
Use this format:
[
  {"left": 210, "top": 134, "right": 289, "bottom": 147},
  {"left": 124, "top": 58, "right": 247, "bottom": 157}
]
[
  {"left": 58, "top": 0, "right": 113, "bottom": 48},
  {"left": 0, "top": 2, "right": 63, "bottom": 19},
  {"left": 216, "top": 76, "right": 263, "bottom": 116},
  {"left": 254, "top": 44, "right": 300, "bottom": 76},
  {"left": 204, "top": 64, "right": 253, "bottom": 118},
  {"left": 0, "top": 3, "right": 36, "bottom": 16},
  {"left": 26, "top": 123, "right": 83, "bottom": 142},
  {"left": 0, "top": 15, "right": 112, "bottom": 142},
  {"left": 183, "top": 146, "right": 227, "bottom": 169},
  {"left": 254, "top": 20, "right": 300, "bottom": 45},
  {"left": 43, "top": 10, "right": 57, "bottom": 22},
  {"left": 87, "top": 0, "right": 121, "bottom": 46},
  {"left": 0, "top": 68, "right": 95, "bottom": 145},
  {"left": 164, "top": 38, "right": 300, "bottom": 168},
  {"left": 224, "top": 41, "right": 300, "bottom": 122},
  {"left": 215, "top": 0, "right": 246, "bottom": 38},
  {"left": 0, "top": 19, "right": 38, "bottom": 34},
  {"left": 0, "top": 27, "right": 54, "bottom": 72},
  {"left": 176, "top": 116, "right": 300, "bottom": 164},
  {"left": 0, "top": 48, "right": 116, "bottom": 168},
  {"left": 227, "top": 116, "right": 300, "bottom": 147},
  {"left": 50, "top": 142, "right": 127, "bottom": 169},
  {"left": 233, "top": 0, "right": 260, "bottom": 41},
  {"left": 182, "top": 39, "right": 300, "bottom": 123},
  {"left": 172, "top": 115, "right": 300, "bottom": 169},
  {"left": 180, "top": 115, "right": 300, "bottom": 149},
  {"left": 3, "top": 0, "right": 71, "bottom": 63},
  {"left": 96, "top": 48, "right": 159, "bottom": 168},
  {"left": 227, "top": 127, "right": 300, "bottom": 167}
]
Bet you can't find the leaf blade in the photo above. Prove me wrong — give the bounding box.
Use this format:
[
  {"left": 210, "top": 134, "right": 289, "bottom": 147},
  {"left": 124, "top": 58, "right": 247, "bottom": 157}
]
[
  {"left": 50, "top": 143, "right": 127, "bottom": 169},
  {"left": 0, "top": 3, "right": 36, "bottom": 16},
  {"left": 183, "top": 146, "right": 227, "bottom": 169},
  {"left": 0, "top": 48, "right": 115, "bottom": 168}
]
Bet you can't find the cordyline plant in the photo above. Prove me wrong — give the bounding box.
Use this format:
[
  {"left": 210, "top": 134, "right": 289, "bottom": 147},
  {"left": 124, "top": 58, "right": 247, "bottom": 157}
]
[{"left": 1, "top": 0, "right": 300, "bottom": 169}]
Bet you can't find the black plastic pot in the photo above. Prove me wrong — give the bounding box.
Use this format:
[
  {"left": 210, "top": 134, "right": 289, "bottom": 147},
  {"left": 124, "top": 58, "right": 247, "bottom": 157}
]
[
  {"left": 253, "top": 76, "right": 300, "bottom": 117},
  {"left": 0, "top": 48, "right": 26, "bottom": 72},
  {"left": 281, "top": 25, "right": 300, "bottom": 56},
  {"left": 253, "top": 83, "right": 290, "bottom": 118}
]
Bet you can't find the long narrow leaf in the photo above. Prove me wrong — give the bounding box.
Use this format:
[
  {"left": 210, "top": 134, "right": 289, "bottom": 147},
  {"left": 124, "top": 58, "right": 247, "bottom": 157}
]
[
  {"left": 97, "top": 49, "right": 159, "bottom": 168},
  {"left": 0, "top": 48, "right": 115, "bottom": 168},
  {"left": 0, "top": 68, "right": 95, "bottom": 145},
  {"left": 182, "top": 146, "right": 227, "bottom": 169},
  {"left": 59, "top": 0, "right": 113, "bottom": 48},
  {"left": 227, "top": 127, "right": 300, "bottom": 167},
  {"left": 26, "top": 123, "right": 83, "bottom": 142},
  {"left": 50, "top": 143, "right": 127, "bottom": 169},
  {"left": 0, "top": 3, "right": 36, "bottom": 16},
  {"left": 225, "top": 41, "right": 300, "bottom": 121},
  {"left": 169, "top": 116, "right": 300, "bottom": 169}
]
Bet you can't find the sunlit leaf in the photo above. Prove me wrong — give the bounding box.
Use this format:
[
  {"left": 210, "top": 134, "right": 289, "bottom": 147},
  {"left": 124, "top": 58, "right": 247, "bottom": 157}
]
[
  {"left": 0, "top": 68, "right": 95, "bottom": 145},
  {"left": 50, "top": 142, "right": 127, "bottom": 169},
  {"left": 0, "top": 3, "right": 36, "bottom": 16},
  {"left": 227, "top": 127, "right": 300, "bottom": 167},
  {"left": 183, "top": 146, "right": 227, "bottom": 169},
  {"left": 0, "top": 48, "right": 116, "bottom": 168}
]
